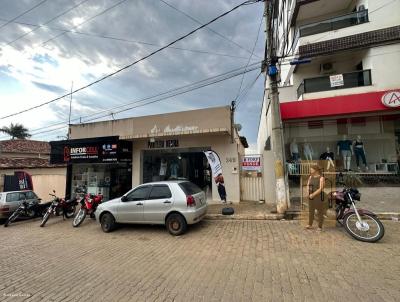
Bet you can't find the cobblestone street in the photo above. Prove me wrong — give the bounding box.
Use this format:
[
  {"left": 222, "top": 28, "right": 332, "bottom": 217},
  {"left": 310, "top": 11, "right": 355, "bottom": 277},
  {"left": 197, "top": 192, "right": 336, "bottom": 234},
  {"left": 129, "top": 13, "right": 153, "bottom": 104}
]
[{"left": 0, "top": 218, "right": 399, "bottom": 302}]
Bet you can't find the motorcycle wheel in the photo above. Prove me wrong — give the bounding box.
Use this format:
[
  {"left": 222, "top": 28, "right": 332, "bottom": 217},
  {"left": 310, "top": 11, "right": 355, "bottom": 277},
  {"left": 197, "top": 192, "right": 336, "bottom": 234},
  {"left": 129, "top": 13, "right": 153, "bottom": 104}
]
[
  {"left": 40, "top": 210, "right": 51, "bottom": 227},
  {"left": 72, "top": 209, "right": 87, "bottom": 227},
  {"left": 26, "top": 209, "right": 36, "bottom": 218},
  {"left": 4, "top": 211, "right": 19, "bottom": 227},
  {"left": 343, "top": 213, "right": 385, "bottom": 243},
  {"left": 64, "top": 205, "right": 76, "bottom": 219}
]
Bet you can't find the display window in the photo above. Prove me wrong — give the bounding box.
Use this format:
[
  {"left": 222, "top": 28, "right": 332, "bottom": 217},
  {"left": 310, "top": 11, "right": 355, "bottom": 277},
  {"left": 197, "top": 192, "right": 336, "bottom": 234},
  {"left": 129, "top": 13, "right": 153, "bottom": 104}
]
[
  {"left": 142, "top": 147, "right": 212, "bottom": 196},
  {"left": 284, "top": 114, "right": 400, "bottom": 213},
  {"left": 284, "top": 114, "right": 400, "bottom": 174},
  {"left": 71, "top": 163, "right": 132, "bottom": 201}
]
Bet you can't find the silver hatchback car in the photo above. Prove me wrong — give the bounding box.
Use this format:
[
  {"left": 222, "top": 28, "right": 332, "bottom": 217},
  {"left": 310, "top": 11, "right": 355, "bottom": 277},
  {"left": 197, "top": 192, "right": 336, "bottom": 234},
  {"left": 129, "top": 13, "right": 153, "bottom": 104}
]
[
  {"left": 0, "top": 190, "right": 41, "bottom": 219},
  {"left": 95, "top": 181, "right": 207, "bottom": 235}
]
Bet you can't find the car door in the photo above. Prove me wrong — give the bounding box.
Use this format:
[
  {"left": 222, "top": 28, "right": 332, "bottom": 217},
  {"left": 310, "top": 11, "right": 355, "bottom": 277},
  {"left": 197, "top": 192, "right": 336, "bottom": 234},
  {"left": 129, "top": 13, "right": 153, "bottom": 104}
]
[
  {"left": 116, "top": 186, "right": 151, "bottom": 223},
  {"left": 144, "top": 185, "right": 173, "bottom": 223},
  {"left": 25, "top": 191, "right": 39, "bottom": 204},
  {"left": 6, "top": 192, "right": 22, "bottom": 212}
]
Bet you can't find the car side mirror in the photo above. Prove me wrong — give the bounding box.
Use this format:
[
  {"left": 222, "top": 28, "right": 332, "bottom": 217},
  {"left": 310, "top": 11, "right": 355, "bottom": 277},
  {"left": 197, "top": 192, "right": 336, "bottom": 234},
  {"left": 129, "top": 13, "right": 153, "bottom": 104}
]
[{"left": 121, "top": 195, "right": 128, "bottom": 202}]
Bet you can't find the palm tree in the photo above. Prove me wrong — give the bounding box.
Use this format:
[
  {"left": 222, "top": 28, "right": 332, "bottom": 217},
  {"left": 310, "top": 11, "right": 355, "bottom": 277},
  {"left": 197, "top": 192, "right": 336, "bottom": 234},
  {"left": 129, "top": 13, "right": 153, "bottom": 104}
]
[{"left": 0, "top": 123, "right": 31, "bottom": 139}]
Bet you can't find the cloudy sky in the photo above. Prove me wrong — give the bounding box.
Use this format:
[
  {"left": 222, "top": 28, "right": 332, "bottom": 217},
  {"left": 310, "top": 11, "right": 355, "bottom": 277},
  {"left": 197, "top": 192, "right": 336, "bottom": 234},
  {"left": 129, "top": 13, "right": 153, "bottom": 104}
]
[{"left": 0, "top": 0, "right": 265, "bottom": 150}]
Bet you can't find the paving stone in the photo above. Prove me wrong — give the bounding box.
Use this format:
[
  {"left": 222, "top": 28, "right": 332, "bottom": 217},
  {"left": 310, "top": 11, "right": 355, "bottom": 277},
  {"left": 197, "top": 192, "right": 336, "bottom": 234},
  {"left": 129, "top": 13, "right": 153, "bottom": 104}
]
[{"left": 0, "top": 218, "right": 399, "bottom": 301}]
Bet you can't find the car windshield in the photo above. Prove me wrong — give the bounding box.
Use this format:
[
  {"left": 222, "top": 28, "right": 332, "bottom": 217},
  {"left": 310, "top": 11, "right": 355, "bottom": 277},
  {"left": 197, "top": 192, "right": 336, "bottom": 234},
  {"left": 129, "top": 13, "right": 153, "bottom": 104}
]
[{"left": 178, "top": 182, "right": 202, "bottom": 195}]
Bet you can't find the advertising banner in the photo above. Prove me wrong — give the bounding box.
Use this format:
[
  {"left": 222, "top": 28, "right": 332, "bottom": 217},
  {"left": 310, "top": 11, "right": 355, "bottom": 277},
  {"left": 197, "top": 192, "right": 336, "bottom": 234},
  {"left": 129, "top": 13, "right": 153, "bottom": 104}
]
[
  {"left": 242, "top": 155, "right": 262, "bottom": 171},
  {"left": 50, "top": 136, "right": 131, "bottom": 164},
  {"left": 204, "top": 150, "right": 223, "bottom": 177}
]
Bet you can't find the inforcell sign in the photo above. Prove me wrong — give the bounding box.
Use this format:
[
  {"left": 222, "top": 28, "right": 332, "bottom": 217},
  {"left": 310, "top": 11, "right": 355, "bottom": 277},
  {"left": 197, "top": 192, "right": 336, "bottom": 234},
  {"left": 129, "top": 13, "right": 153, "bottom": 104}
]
[
  {"left": 50, "top": 136, "right": 131, "bottom": 164},
  {"left": 242, "top": 156, "right": 261, "bottom": 171}
]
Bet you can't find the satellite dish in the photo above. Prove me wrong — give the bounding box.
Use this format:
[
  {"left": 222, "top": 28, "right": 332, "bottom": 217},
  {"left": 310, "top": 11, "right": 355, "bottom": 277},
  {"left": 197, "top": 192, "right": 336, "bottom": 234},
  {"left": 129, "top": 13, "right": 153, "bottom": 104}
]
[{"left": 234, "top": 124, "right": 242, "bottom": 131}]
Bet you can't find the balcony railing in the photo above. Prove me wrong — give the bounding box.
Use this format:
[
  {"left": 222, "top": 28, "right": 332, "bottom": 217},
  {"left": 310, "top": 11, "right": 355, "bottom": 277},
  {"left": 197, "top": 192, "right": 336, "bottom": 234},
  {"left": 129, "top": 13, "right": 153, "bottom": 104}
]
[
  {"left": 297, "top": 69, "right": 372, "bottom": 98},
  {"left": 299, "top": 10, "right": 369, "bottom": 38}
]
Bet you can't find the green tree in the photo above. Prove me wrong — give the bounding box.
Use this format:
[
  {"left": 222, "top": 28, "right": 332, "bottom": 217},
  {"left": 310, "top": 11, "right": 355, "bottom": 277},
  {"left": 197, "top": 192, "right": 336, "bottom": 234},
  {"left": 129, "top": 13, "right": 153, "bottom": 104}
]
[{"left": 0, "top": 123, "right": 31, "bottom": 139}]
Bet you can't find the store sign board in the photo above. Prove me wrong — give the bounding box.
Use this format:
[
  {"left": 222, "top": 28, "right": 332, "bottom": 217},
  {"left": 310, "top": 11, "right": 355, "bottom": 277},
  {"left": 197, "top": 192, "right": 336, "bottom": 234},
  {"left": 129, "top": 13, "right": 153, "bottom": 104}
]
[
  {"left": 329, "top": 74, "right": 344, "bottom": 87},
  {"left": 381, "top": 91, "right": 400, "bottom": 108},
  {"left": 147, "top": 139, "right": 179, "bottom": 149},
  {"left": 50, "top": 136, "right": 131, "bottom": 164},
  {"left": 242, "top": 156, "right": 261, "bottom": 171}
]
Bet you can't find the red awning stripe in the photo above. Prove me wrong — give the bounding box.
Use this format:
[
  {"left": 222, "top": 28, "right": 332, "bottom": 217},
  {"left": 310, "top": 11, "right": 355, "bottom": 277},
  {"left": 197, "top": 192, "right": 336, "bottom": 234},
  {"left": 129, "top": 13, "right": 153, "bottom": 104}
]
[{"left": 280, "top": 90, "right": 400, "bottom": 120}]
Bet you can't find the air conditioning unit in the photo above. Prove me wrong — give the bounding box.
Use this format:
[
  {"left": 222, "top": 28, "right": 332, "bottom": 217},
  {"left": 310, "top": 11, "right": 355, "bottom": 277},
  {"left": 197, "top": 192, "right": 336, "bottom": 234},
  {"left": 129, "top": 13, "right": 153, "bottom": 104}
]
[{"left": 320, "top": 62, "right": 335, "bottom": 74}]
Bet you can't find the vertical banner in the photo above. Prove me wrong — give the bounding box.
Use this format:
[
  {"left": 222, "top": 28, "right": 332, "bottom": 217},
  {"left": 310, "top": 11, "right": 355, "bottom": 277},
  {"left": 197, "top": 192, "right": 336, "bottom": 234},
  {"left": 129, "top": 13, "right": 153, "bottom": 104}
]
[{"left": 204, "top": 150, "right": 223, "bottom": 177}]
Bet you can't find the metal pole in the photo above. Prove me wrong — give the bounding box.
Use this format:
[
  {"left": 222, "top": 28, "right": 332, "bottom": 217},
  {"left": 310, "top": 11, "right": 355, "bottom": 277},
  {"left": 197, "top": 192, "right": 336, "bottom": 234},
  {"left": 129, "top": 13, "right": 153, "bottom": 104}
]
[
  {"left": 68, "top": 81, "right": 73, "bottom": 140},
  {"left": 265, "top": 0, "right": 288, "bottom": 214}
]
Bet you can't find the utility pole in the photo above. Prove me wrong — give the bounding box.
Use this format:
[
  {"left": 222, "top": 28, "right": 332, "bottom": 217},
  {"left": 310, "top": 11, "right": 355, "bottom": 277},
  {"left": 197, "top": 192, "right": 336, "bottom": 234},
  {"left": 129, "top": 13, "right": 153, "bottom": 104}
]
[
  {"left": 264, "top": 0, "right": 288, "bottom": 214},
  {"left": 67, "top": 81, "right": 73, "bottom": 140}
]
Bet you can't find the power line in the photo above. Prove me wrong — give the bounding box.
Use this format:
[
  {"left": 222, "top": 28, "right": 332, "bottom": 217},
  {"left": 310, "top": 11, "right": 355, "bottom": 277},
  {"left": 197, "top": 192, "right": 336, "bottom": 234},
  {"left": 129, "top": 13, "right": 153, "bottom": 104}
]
[
  {"left": 0, "top": 17, "right": 252, "bottom": 59},
  {"left": 235, "top": 71, "right": 262, "bottom": 108},
  {"left": 0, "top": 61, "right": 261, "bottom": 139},
  {"left": 0, "top": 0, "right": 263, "bottom": 121},
  {"left": 38, "top": 0, "right": 130, "bottom": 49},
  {"left": 25, "top": 62, "right": 261, "bottom": 138},
  {"left": 0, "top": 0, "right": 49, "bottom": 31},
  {"left": 233, "top": 12, "right": 263, "bottom": 103},
  {"left": 158, "top": 0, "right": 262, "bottom": 59},
  {"left": 4, "top": 0, "right": 91, "bottom": 47}
]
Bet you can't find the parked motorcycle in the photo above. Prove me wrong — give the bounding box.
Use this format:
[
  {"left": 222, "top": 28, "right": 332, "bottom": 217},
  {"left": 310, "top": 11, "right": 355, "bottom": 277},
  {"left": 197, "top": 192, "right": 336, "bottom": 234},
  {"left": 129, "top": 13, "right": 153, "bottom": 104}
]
[
  {"left": 330, "top": 185, "right": 385, "bottom": 242},
  {"left": 4, "top": 199, "right": 51, "bottom": 227},
  {"left": 72, "top": 193, "right": 103, "bottom": 227},
  {"left": 40, "top": 191, "right": 79, "bottom": 227}
]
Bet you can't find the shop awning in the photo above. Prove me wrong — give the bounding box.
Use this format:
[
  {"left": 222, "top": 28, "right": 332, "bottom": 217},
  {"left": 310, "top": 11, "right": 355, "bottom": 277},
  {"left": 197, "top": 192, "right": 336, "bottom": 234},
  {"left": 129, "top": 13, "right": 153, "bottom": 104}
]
[{"left": 280, "top": 89, "right": 400, "bottom": 120}]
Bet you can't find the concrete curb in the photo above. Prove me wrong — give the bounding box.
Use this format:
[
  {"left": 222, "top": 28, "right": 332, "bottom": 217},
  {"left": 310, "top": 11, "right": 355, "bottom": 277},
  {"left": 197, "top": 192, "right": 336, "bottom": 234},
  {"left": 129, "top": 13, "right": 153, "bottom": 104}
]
[
  {"left": 205, "top": 213, "right": 285, "bottom": 220},
  {"left": 286, "top": 211, "right": 400, "bottom": 221}
]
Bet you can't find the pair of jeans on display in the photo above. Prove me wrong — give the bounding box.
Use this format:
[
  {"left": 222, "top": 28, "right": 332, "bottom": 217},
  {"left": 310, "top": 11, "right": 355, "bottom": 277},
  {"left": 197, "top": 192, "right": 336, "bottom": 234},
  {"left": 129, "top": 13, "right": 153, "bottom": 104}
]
[{"left": 354, "top": 148, "right": 367, "bottom": 167}]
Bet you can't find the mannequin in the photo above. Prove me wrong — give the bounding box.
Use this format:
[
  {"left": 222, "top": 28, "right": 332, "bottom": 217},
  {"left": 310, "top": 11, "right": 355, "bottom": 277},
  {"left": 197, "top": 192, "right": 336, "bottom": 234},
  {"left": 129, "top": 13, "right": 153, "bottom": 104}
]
[
  {"left": 303, "top": 138, "right": 314, "bottom": 161},
  {"left": 320, "top": 147, "right": 335, "bottom": 171},
  {"left": 337, "top": 135, "right": 353, "bottom": 171},
  {"left": 159, "top": 158, "right": 168, "bottom": 180},
  {"left": 170, "top": 160, "right": 179, "bottom": 179},
  {"left": 290, "top": 138, "right": 300, "bottom": 161},
  {"left": 353, "top": 135, "right": 368, "bottom": 171}
]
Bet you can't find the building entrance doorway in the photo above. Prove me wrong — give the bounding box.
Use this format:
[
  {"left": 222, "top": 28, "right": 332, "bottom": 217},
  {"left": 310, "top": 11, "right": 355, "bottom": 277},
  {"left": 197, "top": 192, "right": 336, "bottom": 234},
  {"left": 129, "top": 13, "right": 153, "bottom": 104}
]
[{"left": 142, "top": 147, "right": 212, "bottom": 197}]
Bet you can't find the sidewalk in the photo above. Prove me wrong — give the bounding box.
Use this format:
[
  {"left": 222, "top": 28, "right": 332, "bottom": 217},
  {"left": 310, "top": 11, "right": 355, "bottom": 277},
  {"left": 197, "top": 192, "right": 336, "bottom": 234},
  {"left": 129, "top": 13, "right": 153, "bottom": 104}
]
[{"left": 205, "top": 200, "right": 284, "bottom": 220}]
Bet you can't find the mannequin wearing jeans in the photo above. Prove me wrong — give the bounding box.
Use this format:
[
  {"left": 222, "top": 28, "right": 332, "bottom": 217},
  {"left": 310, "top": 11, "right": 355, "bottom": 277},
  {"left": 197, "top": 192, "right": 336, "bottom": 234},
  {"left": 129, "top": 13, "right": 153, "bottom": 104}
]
[
  {"left": 353, "top": 135, "right": 368, "bottom": 171},
  {"left": 337, "top": 135, "right": 353, "bottom": 171},
  {"left": 303, "top": 138, "right": 314, "bottom": 161},
  {"left": 290, "top": 138, "right": 300, "bottom": 162}
]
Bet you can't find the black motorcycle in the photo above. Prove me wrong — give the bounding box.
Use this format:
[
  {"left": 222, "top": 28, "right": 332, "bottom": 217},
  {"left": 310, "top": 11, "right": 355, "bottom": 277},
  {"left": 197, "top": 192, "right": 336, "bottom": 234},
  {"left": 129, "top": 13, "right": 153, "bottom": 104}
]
[
  {"left": 330, "top": 185, "right": 385, "bottom": 243},
  {"left": 40, "top": 192, "right": 78, "bottom": 227},
  {"left": 4, "top": 199, "right": 51, "bottom": 227}
]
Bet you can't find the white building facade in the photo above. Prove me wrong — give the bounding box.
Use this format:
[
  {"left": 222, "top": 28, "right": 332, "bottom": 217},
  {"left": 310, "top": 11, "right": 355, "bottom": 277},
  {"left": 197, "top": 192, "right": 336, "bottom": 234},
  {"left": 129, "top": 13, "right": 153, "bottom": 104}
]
[{"left": 258, "top": 0, "right": 400, "bottom": 211}]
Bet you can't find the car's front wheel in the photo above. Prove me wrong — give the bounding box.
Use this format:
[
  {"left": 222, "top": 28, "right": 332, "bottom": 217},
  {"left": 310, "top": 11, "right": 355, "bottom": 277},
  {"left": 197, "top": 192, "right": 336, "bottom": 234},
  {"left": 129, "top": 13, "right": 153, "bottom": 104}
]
[
  {"left": 100, "top": 213, "right": 116, "bottom": 233},
  {"left": 166, "top": 213, "right": 187, "bottom": 236}
]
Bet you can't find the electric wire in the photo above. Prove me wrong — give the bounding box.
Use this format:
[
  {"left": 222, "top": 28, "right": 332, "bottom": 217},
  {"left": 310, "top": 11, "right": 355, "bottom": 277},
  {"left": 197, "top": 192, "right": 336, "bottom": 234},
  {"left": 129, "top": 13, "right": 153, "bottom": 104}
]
[
  {"left": 233, "top": 12, "right": 264, "bottom": 104},
  {"left": 0, "top": 0, "right": 263, "bottom": 121},
  {"left": 235, "top": 71, "right": 263, "bottom": 108},
  {"left": 26, "top": 63, "right": 261, "bottom": 138},
  {"left": 4, "top": 0, "right": 91, "bottom": 47},
  {"left": 0, "top": 61, "right": 262, "bottom": 140},
  {"left": 38, "top": 0, "right": 130, "bottom": 48},
  {"left": 0, "top": 0, "right": 49, "bottom": 31},
  {"left": 0, "top": 17, "right": 252, "bottom": 59},
  {"left": 158, "top": 0, "right": 262, "bottom": 59}
]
